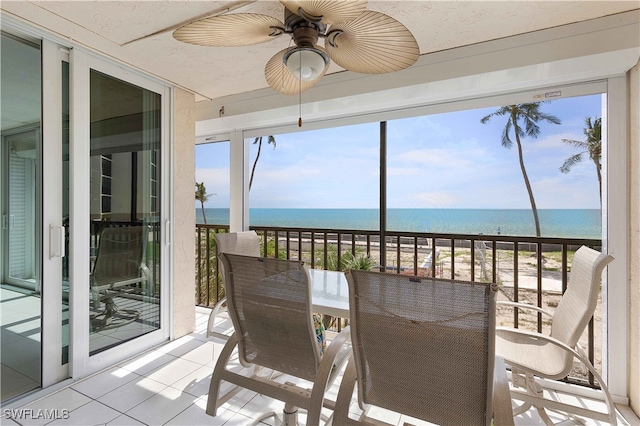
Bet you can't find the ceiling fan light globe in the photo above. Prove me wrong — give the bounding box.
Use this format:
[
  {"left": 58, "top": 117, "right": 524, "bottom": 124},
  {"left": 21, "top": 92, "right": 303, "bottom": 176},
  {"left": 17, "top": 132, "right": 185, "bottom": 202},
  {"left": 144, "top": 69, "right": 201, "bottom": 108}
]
[{"left": 284, "top": 48, "right": 327, "bottom": 81}]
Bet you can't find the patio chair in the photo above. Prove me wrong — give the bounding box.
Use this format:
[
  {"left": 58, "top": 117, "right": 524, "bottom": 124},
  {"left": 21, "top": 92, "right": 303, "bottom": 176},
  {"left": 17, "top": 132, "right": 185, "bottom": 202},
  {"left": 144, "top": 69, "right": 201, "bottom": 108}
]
[
  {"left": 207, "top": 230, "right": 261, "bottom": 339},
  {"left": 496, "top": 245, "right": 616, "bottom": 425},
  {"left": 206, "top": 253, "right": 351, "bottom": 425},
  {"left": 334, "top": 270, "right": 512, "bottom": 426},
  {"left": 90, "top": 225, "right": 149, "bottom": 330}
]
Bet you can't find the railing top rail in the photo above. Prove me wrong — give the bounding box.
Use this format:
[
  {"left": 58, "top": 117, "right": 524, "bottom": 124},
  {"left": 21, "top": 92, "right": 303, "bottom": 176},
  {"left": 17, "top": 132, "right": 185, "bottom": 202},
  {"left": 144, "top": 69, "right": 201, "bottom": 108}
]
[{"left": 195, "top": 223, "right": 600, "bottom": 246}]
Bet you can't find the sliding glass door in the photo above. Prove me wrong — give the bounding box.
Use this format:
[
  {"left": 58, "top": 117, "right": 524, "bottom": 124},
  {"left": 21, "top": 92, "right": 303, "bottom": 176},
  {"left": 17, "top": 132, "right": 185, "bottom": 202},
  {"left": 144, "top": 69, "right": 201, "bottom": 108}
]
[
  {"left": 1, "top": 28, "right": 170, "bottom": 401},
  {"left": 67, "top": 49, "right": 169, "bottom": 375},
  {"left": 88, "top": 70, "right": 162, "bottom": 355},
  {"left": 0, "top": 32, "right": 43, "bottom": 401}
]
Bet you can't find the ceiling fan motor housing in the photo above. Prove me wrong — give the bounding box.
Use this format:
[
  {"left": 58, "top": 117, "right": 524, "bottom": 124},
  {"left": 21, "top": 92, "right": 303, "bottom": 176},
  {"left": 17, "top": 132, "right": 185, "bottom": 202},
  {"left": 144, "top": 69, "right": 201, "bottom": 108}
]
[{"left": 284, "top": 8, "right": 326, "bottom": 48}]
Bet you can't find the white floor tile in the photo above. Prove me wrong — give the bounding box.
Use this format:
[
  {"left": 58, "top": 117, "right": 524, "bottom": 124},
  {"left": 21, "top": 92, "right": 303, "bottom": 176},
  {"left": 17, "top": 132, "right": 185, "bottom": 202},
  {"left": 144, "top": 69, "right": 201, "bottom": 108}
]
[
  {"left": 71, "top": 366, "right": 141, "bottom": 399},
  {"left": 12, "top": 358, "right": 41, "bottom": 382},
  {"left": 0, "top": 364, "right": 39, "bottom": 400},
  {"left": 47, "top": 401, "right": 120, "bottom": 426},
  {"left": 1, "top": 338, "right": 40, "bottom": 368},
  {"left": 124, "top": 385, "right": 197, "bottom": 425},
  {"left": 98, "top": 376, "right": 167, "bottom": 413},
  {"left": 4, "top": 316, "right": 41, "bottom": 336},
  {"left": 180, "top": 341, "right": 224, "bottom": 366},
  {"left": 238, "top": 393, "right": 285, "bottom": 426},
  {"left": 1, "top": 328, "right": 25, "bottom": 345},
  {"left": 169, "top": 365, "right": 214, "bottom": 398},
  {"left": 219, "top": 388, "right": 258, "bottom": 413},
  {"left": 165, "top": 396, "right": 239, "bottom": 426},
  {"left": 17, "top": 389, "right": 92, "bottom": 426},
  {"left": 117, "top": 351, "right": 177, "bottom": 376},
  {"left": 155, "top": 335, "right": 205, "bottom": 357},
  {"left": 144, "top": 357, "right": 202, "bottom": 386},
  {"left": 105, "top": 414, "right": 145, "bottom": 425},
  {"left": 222, "top": 411, "right": 255, "bottom": 425}
]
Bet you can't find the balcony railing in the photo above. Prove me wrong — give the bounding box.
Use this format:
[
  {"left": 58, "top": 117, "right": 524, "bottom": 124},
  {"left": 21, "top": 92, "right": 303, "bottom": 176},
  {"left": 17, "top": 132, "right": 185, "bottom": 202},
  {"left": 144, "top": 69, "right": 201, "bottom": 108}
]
[{"left": 195, "top": 223, "right": 603, "bottom": 388}]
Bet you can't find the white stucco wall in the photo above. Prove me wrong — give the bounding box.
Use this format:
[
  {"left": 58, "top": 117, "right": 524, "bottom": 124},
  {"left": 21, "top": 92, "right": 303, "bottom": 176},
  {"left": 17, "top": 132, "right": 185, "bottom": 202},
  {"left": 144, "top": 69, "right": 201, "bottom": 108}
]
[
  {"left": 629, "top": 58, "right": 640, "bottom": 415},
  {"left": 173, "top": 88, "right": 196, "bottom": 337}
]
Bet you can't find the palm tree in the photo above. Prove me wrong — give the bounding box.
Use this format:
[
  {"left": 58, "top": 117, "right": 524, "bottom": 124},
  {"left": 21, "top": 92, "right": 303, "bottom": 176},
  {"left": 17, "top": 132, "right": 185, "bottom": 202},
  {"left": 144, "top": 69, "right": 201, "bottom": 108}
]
[
  {"left": 481, "top": 103, "right": 561, "bottom": 237},
  {"left": 560, "top": 117, "right": 602, "bottom": 204},
  {"left": 195, "top": 182, "right": 210, "bottom": 224},
  {"left": 249, "top": 135, "right": 276, "bottom": 190}
]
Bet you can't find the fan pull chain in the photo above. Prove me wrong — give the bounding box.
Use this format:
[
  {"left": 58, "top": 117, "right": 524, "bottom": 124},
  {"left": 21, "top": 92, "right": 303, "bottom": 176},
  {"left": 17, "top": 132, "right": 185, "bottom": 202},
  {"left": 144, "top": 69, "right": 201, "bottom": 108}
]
[
  {"left": 298, "top": 85, "right": 302, "bottom": 127},
  {"left": 298, "top": 52, "right": 303, "bottom": 127}
]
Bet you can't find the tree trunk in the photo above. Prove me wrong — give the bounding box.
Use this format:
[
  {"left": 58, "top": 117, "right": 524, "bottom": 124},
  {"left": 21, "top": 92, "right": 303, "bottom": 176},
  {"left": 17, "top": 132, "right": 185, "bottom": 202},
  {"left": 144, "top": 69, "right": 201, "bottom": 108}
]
[
  {"left": 512, "top": 111, "right": 541, "bottom": 237},
  {"left": 200, "top": 199, "right": 207, "bottom": 224},
  {"left": 249, "top": 137, "right": 263, "bottom": 190},
  {"left": 594, "top": 158, "right": 602, "bottom": 206}
]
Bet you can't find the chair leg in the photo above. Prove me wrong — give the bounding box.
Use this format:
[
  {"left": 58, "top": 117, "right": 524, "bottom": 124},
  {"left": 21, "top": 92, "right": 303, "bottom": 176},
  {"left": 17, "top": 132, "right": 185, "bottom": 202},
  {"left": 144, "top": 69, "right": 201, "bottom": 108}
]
[
  {"left": 206, "top": 333, "right": 239, "bottom": 416},
  {"left": 493, "top": 357, "right": 515, "bottom": 426},
  {"left": 245, "top": 403, "right": 299, "bottom": 426},
  {"left": 207, "top": 297, "right": 229, "bottom": 339},
  {"left": 536, "top": 406, "right": 556, "bottom": 426},
  {"left": 513, "top": 371, "right": 556, "bottom": 426},
  {"left": 282, "top": 403, "right": 299, "bottom": 426},
  {"left": 332, "top": 356, "right": 358, "bottom": 425}
]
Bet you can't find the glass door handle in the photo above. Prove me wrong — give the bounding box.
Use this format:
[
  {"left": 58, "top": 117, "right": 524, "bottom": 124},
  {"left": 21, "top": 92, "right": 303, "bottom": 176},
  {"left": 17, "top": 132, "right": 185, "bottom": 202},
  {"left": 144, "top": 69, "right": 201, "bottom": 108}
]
[{"left": 49, "top": 225, "right": 66, "bottom": 258}]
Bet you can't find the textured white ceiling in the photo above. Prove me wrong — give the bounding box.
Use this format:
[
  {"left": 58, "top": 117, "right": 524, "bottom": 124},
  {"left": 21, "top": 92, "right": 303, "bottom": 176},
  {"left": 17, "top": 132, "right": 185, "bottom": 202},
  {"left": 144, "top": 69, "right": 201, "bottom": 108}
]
[{"left": 2, "top": 1, "right": 639, "bottom": 101}]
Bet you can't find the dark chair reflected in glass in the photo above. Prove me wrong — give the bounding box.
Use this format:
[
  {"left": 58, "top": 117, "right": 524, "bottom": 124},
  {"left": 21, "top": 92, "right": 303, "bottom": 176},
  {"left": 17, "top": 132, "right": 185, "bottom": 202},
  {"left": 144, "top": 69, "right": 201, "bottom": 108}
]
[{"left": 90, "top": 226, "right": 149, "bottom": 331}]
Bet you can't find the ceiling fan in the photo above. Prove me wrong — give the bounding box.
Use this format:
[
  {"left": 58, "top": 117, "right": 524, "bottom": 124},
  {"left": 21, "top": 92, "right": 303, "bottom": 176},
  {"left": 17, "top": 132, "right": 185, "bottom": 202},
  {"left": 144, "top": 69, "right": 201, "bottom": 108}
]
[{"left": 172, "top": 1, "right": 420, "bottom": 95}]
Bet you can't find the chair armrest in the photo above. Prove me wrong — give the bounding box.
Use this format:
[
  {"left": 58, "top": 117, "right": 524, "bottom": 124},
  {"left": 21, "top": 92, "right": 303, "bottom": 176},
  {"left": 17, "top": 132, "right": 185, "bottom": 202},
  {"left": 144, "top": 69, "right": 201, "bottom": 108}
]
[
  {"left": 311, "top": 326, "right": 351, "bottom": 401},
  {"left": 493, "top": 356, "right": 514, "bottom": 426},
  {"left": 497, "top": 301, "right": 554, "bottom": 319},
  {"left": 318, "top": 326, "right": 351, "bottom": 385},
  {"left": 497, "top": 326, "right": 572, "bottom": 354}
]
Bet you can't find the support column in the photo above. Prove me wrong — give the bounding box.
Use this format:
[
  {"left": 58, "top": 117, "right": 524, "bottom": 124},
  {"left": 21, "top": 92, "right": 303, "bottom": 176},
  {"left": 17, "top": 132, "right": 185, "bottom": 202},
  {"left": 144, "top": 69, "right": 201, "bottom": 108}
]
[
  {"left": 173, "top": 88, "right": 196, "bottom": 337},
  {"left": 628, "top": 58, "right": 640, "bottom": 415}
]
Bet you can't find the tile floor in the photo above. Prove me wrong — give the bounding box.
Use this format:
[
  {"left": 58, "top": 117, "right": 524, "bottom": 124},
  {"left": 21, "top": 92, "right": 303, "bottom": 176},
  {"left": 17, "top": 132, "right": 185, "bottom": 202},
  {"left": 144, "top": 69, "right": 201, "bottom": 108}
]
[
  {"left": 1, "top": 307, "right": 636, "bottom": 426},
  {"left": 1, "top": 287, "right": 43, "bottom": 400},
  {"left": 1, "top": 283, "right": 158, "bottom": 401}
]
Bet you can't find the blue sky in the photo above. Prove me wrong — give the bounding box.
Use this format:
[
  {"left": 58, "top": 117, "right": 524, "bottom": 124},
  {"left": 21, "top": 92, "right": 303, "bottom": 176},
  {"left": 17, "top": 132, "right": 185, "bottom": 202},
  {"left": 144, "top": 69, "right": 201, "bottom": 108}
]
[{"left": 196, "top": 94, "right": 603, "bottom": 210}]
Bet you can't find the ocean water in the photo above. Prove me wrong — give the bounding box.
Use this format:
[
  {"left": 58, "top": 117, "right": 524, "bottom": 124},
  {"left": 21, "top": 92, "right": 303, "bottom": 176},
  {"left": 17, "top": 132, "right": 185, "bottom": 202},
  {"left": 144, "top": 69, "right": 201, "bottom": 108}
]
[{"left": 196, "top": 208, "right": 602, "bottom": 239}]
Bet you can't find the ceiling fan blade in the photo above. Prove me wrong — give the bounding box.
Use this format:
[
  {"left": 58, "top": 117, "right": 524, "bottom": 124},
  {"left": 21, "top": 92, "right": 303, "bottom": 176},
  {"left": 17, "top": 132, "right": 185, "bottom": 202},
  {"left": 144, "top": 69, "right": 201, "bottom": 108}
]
[
  {"left": 173, "top": 14, "right": 284, "bottom": 47},
  {"left": 280, "top": 0, "right": 367, "bottom": 25},
  {"left": 324, "top": 11, "right": 419, "bottom": 74},
  {"left": 265, "top": 46, "right": 329, "bottom": 95}
]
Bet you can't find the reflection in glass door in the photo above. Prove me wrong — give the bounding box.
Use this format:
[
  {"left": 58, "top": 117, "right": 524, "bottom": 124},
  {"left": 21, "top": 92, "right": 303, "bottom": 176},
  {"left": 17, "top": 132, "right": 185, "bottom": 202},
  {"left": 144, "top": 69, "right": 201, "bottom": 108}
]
[
  {"left": 1, "top": 32, "right": 42, "bottom": 401},
  {"left": 89, "top": 70, "right": 161, "bottom": 355},
  {"left": 5, "top": 129, "right": 39, "bottom": 291}
]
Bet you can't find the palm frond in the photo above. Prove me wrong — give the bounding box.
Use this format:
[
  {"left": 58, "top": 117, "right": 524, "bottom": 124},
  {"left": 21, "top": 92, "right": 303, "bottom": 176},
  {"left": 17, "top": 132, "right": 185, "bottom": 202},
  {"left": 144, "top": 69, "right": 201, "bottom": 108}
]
[
  {"left": 560, "top": 153, "right": 584, "bottom": 173},
  {"left": 561, "top": 138, "right": 588, "bottom": 149},
  {"left": 267, "top": 135, "right": 276, "bottom": 149},
  {"left": 501, "top": 119, "right": 512, "bottom": 148}
]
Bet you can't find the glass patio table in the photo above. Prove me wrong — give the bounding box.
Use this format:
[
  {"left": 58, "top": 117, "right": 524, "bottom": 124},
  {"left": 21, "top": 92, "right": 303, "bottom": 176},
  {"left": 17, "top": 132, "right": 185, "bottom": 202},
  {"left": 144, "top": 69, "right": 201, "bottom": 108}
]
[{"left": 308, "top": 269, "right": 350, "bottom": 318}]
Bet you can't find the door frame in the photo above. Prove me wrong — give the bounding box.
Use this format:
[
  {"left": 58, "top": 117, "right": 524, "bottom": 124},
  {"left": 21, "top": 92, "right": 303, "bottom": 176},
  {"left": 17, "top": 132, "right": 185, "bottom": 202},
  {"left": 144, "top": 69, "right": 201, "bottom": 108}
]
[
  {"left": 41, "top": 38, "right": 68, "bottom": 387},
  {"left": 68, "top": 47, "right": 172, "bottom": 378}
]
